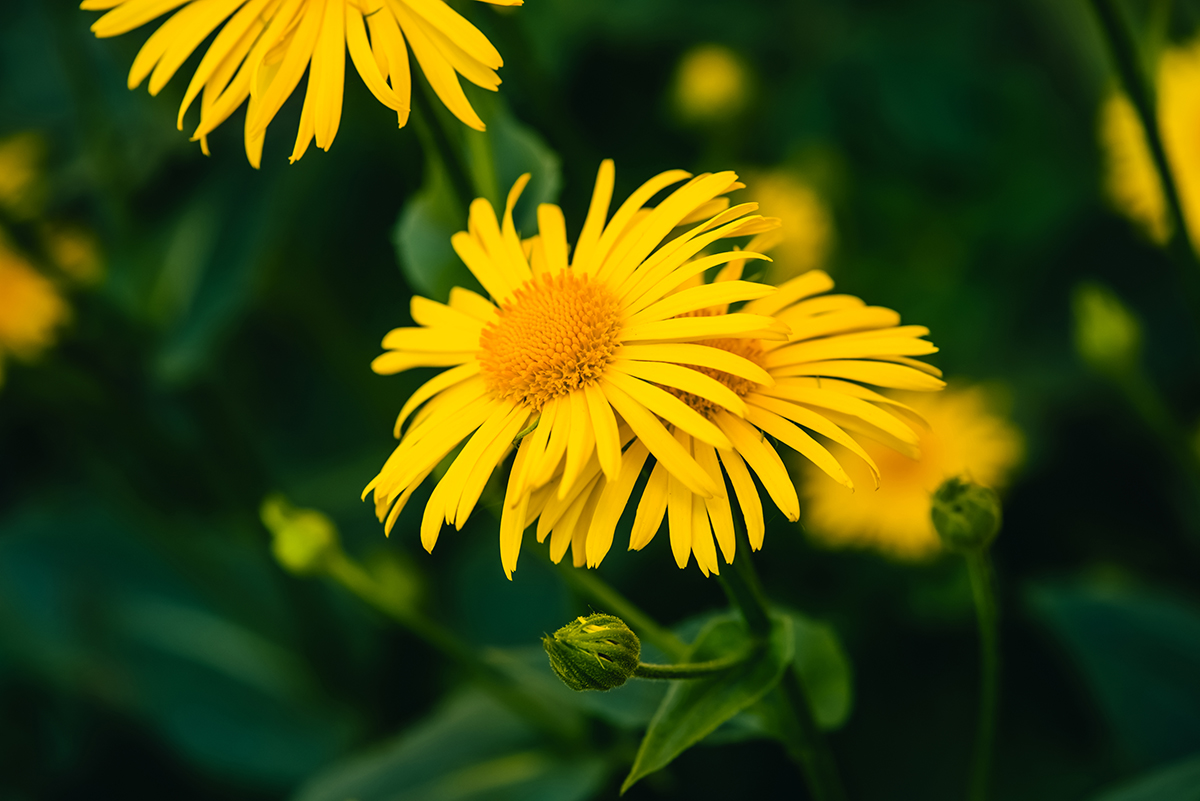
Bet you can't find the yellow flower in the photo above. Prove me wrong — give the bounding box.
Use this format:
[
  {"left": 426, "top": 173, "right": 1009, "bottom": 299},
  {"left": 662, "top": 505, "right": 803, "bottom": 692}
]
[
  {"left": 367, "top": 161, "right": 783, "bottom": 578},
  {"left": 673, "top": 44, "right": 751, "bottom": 123},
  {"left": 82, "top": 0, "right": 521, "bottom": 167},
  {"left": 0, "top": 244, "right": 69, "bottom": 386},
  {"left": 743, "top": 171, "right": 833, "bottom": 282},
  {"left": 1100, "top": 39, "right": 1200, "bottom": 244},
  {"left": 799, "top": 385, "right": 1023, "bottom": 560}
]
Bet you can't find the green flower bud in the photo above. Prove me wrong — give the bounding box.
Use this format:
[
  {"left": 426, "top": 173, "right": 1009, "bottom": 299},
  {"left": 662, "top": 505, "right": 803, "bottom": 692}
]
[
  {"left": 542, "top": 613, "right": 641, "bottom": 692},
  {"left": 260, "top": 494, "right": 340, "bottom": 575},
  {"left": 931, "top": 477, "right": 1002, "bottom": 552},
  {"left": 1072, "top": 282, "right": 1141, "bottom": 377}
]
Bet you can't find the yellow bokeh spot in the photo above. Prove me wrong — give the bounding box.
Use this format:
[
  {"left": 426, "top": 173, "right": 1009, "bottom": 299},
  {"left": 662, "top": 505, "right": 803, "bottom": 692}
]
[
  {"left": 0, "top": 242, "right": 69, "bottom": 386},
  {"left": 799, "top": 385, "right": 1024, "bottom": 561},
  {"left": 42, "top": 223, "right": 105, "bottom": 285},
  {"left": 1100, "top": 40, "right": 1200, "bottom": 245},
  {"left": 673, "top": 44, "right": 751, "bottom": 123},
  {"left": 479, "top": 271, "right": 622, "bottom": 410},
  {"left": 0, "top": 132, "right": 46, "bottom": 219},
  {"left": 744, "top": 171, "right": 834, "bottom": 281}
]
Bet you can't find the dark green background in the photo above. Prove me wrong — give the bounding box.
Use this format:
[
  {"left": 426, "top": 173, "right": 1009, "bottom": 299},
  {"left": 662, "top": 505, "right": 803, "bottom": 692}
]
[{"left": 3, "top": 0, "right": 1200, "bottom": 799}]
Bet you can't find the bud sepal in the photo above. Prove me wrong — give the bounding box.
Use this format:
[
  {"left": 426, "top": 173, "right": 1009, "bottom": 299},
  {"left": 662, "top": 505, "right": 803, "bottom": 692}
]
[{"left": 543, "top": 613, "right": 641, "bottom": 692}]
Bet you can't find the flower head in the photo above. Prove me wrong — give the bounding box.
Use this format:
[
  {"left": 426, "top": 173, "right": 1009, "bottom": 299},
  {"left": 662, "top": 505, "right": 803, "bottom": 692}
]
[
  {"left": 746, "top": 170, "right": 834, "bottom": 282},
  {"left": 0, "top": 244, "right": 69, "bottom": 387},
  {"left": 366, "top": 161, "right": 783, "bottom": 577},
  {"left": 82, "top": 0, "right": 520, "bottom": 167},
  {"left": 1100, "top": 39, "right": 1200, "bottom": 244},
  {"left": 673, "top": 44, "right": 751, "bottom": 124},
  {"left": 799, "top": 385, "right": 1022, "bottom": 560}
]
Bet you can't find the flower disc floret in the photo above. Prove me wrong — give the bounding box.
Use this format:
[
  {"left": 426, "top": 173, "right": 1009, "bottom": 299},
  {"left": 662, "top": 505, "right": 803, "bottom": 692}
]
[{"left": 480, "top": 272, "right": 623, "bottom": 410}]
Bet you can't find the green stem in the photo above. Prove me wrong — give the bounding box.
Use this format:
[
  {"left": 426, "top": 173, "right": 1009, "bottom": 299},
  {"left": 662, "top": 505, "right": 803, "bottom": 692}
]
[
  {"left": 325, "top": 552, "right": 581, "bottom": 744},
  {"left": 1089, "top": 0, "right": 1200, "bottom": 321},
  {"left": 717, "top": 537, "right": 847, "bottom": 801},
  {"left": 634, "top": 651, "right": 749, "bottom": 680},
  {"left": 965, "top": 549, "right": 999, "bottom": 801},
  {"left": 554, "top": 562, "right": 688, "bottom": 660},
  {"left": 410, "top": 77, "right": 478, "bottom": 214}
]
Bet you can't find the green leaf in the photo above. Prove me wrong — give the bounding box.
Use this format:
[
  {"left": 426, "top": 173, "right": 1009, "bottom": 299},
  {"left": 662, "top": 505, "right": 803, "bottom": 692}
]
[
  {"left": 1092, "top": 753, "right": 1200, "bottom": 801},
  {"left": 293, "top": 689, "right": 608, "bottom": 801},
  {"left": 1029, "top": 580, "right": 1200, "bottom": 767},
  {"left": 788, "top": 611, "right": 854, "bottom": 730},
  {"left": 620, "top": 614, "right": 795, "bottom": 793}
]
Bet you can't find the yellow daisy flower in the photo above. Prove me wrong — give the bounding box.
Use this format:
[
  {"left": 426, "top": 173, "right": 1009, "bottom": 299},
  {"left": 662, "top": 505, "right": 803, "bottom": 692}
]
[
  {"left": 1100, "top": 38, "right": 1200, "bottom": 245},
  {"left": 366, "top": 161, "right": 785, "bottom": 578},
  {"left": 554, "top": 251, "right": 944, "bottom": 576},
  {"left": 82, "top": 0, "right": 521, "bottom": 167},
  {"left": 747, "top": 170, "right": 834, "bottom": 283},
  {"left": 799, "top": 385, "right": 1023, "bottom": 560},
  {"left": 0, "top": 244, "right": 70, "bottom": 387}
]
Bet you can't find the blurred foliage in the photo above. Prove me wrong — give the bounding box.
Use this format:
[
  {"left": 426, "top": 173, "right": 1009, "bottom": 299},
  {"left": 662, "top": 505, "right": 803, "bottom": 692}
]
[{"left": 3, "top": 0, "right": 1200, "bottom": 799}]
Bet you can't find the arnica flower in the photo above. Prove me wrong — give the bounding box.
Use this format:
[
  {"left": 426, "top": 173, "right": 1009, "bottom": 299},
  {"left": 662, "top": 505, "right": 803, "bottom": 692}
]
[
  {"left": 366, "top": 161, "right": 784, "bottom": 578},
  {"left": 673, "top": 44, "right": 751, "bottom": 124},
  {"left": 0, "top": 244, "right": 69, "bottom": 387},
  {"left": 82, "top": 0, "right": 520, "bottom": 167},
  {"left": 1100, "top": 38, "right": 1200, "bottom": 245},
  {"left": 799, "top": 385, "right": 1023, "bottom": 561}
]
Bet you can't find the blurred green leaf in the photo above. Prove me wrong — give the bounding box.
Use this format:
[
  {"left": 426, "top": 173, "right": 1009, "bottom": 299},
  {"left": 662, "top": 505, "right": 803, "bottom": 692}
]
[
  {"left": 392, "top": 97, "right": 560, "bottom": 302},
  {"left": 621, "top": 614, "right": 794, "bottom": 793},
  {"left": 1092, "top": 752, "right": 1200, "bottom": 801},
  {"left": 1029, "top": 580, "right": 1200, "bottom": 767},
  {"left": 293, "top": 689, "right": 608, "bottom": 801}
]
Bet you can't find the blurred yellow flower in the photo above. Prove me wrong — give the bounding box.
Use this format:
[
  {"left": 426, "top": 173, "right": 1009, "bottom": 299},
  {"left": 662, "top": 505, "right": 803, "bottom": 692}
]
[
  {"left": 82, "top": 0, "right": 521, "bottom": 167},
  {"left": 42, "top": 223, "right": 105, "bottom": 285},
  {"left": 1100, "top": 40, "right": 1200, "bottom": 245},
  {"left": 673, "top": 44, "right": 751, "bottom": 123},
  {"left": 0, "top": 132, "right": 47, "bottom": 219},
  {"left": 367, "top": 161, "right": 780, "bottom": 578},
  {"left": 0, "top": 244, "right": 69, "bottom": 386},
  {"left": 799, "top": 385, "right": 1023, "bottom": 560},
  {"left": 745, "top": 171, "right": 833, "bottom": 282}
]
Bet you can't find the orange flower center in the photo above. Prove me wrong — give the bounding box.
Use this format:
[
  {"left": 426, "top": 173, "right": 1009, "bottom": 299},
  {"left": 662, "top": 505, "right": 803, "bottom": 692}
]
[
  {"left": 664, "top": 310, "right": 764, "bottom": 420},
  {"left": 479, "top": 272, "right": 623, "bottom": 410}
]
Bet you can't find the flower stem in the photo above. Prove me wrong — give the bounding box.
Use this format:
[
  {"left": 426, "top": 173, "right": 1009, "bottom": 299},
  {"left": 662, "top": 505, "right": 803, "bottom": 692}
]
[
  {"left": 1088, "top": 0, "right": 1200, "bottom": 318},
  {"left": 717, "top": 537, "right": 847, "bottom": 801},
  {"left": 410, "top": 77, "right": 479, "bottom": 214},
  {"left": 554, "top": 561, "right": 688, "bottom": 660},
  {"left": 965, "top": 549, "right": 1000, "bottom": 801},
  {"left": 633, "top": 651, "right": 750, "bottom": 680},
  {"left": 325, "top": 551, "right": 582, "bottom": 744}
]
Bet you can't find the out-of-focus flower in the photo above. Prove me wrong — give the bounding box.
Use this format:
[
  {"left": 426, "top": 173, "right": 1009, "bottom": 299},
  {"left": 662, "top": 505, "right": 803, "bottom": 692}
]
[
  {"left": 0, "top": 132, "right": 47, "bottom": 219},
  {"left": 800, "top": 385, "right": 1023, "bottom": 561},
  {"left": 744, "top": 171, "right": 833, "bottom": 281},
  {"left": 1072, "top": 282, "right": 1140, "bottom": 377},
  {"left": 673, "top": 44, "right": 751, "bottom": 123},
  {"left": 41, "top": 223, "right": 105, "bottom": 285},
  {"left": 81, "top": 0, "right": 521, "bottom": 167},
  {"left": 1100, "top": 40, "right": 1200, "bottom": 244},
  {"left": 931, "top": 476, "right": 1002, "bottom": 552},
  {"left": 0, "top": 243, "right": 69, "bottom": 387},
  {"left": 261, "top": 494, "right": 341, "bottom": 575},
  {"left": 367, "top": 161, "right": 783, "bottom": 578}
]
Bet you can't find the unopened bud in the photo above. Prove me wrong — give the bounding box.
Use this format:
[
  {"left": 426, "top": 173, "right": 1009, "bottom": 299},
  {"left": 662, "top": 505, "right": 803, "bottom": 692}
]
[
  {"left": 931, "top": 477, "right": 1002, "bottom": 552},
  {"left": 1072, "top": 282, "right": 1140, "bottom": 376},
  {"left": 260, "top": 494, "right": 340, "bottom": 575},
  {"left": 542, "top": 613, "right": 641, "bottom": 692}
]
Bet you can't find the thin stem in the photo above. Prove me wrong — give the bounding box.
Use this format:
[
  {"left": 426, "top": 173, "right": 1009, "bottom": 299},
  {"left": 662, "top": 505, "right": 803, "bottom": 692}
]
[
  {"left": 554, "top": 562, "right": 688, "bottom": 660},
  {"left": 410, "top": 77, "right": 478, "bottom": 214},
  {"left": 1089, "top": 0, "right": 1200, "bottom": 322},
  {"left": 965, "top": 549, "right": 1000, "bottom": 801},
  {"left": 325, "top": 552, "right": 581, "bottom": 744},
  {"left": 634, "top": 650, "right": 749, "bottom": 680},
  {"left": 717, "top": 536, "right": 847, "bottom": 801}
]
